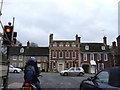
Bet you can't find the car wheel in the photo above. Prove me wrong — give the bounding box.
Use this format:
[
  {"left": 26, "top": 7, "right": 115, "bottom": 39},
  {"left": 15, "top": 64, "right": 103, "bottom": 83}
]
[
  {"left": 14, "top": 70, "right": 18, "bottom": 73},
  {"left": 79, "top": 72, "right": 84, "bottom": 76},
  {"left": 64, "top": 72, "right": 68, "bottom": 76}
]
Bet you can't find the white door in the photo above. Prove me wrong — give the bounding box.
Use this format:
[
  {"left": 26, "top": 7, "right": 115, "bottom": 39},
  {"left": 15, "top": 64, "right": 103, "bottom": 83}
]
[
  {"left": 91, "top": 66, "right": 95, "bottom": 74},
  {"left": 58, "top": 64, "right": 64, "bottom": 72}
]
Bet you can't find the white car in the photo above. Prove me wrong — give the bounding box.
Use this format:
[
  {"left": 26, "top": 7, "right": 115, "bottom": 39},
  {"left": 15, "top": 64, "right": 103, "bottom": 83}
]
[
  {"left": 60, "top": 67, "right": 84, "bottom": 76},
  {"left": 9, "top": 65, "right": 22, "bottom": 73}
]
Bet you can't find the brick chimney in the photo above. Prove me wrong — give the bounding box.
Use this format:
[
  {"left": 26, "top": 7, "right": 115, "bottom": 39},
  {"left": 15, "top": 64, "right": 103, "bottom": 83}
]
[
  {"left": 49, "top": 34, "right": 53, "bottom": 44},
  {"left": 103, "top": 36, "right": 107, "bottom": 45},
  {"left": 27, "top": 41, "right": 30, "bottom": 47},
  {"left": 76, "top": 34, "right": 80, "bottom": 43},
  {"left": 112, "top": 41, "right": 116, "bottom": 49}
]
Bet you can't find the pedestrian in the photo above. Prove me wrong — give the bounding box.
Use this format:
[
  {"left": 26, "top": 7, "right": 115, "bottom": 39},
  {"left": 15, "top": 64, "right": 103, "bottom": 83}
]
[{"left": 24, "top": 57, "right": 41, "bottom": 90}]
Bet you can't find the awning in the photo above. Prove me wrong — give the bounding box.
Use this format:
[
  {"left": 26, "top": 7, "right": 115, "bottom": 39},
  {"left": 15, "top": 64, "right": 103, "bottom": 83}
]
[{"left": 90, "top": 60, "right": 97, "bottom": 65}]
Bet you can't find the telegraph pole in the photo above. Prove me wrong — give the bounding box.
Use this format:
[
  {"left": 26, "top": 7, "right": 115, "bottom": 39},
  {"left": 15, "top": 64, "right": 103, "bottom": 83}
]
[{"left": 0, "top": 0, "right": 3, "bottom": 17}]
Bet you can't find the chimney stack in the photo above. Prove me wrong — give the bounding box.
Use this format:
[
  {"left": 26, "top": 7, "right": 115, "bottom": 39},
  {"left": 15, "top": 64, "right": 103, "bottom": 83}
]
[
  {"left": 27, "top": 41, "right": 30, "bottom": 47},
  {"left": 49, "top": 33, "right": 53, "bottom": 44},
  {"left": 112, "top": 41, "right": 116, "bottom": 49},
  {"left": 76, "top": 34, "right": 80, "bottom": 43},
  {"left": 103, "top": 36, "right": 107, "bottom": 45}
]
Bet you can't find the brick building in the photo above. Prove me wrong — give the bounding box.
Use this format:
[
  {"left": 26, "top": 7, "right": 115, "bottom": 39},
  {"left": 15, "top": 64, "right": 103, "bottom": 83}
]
[
  {"left": 49, "top": 34, "right": 81, "bottom": 72},
  {"left": 110, "top": 35, "right": 120, "bottom": 66}
]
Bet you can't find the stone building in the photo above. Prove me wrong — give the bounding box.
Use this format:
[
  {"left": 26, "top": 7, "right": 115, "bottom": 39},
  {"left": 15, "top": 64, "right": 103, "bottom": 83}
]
[{"left": 8, "top": 45, "right": 49, "bottom": 72}]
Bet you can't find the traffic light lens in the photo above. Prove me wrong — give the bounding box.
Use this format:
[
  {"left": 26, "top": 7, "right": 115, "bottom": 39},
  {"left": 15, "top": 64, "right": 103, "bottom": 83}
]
[{"left": 6, "top": 28, "right": 11, "bottom": 32}]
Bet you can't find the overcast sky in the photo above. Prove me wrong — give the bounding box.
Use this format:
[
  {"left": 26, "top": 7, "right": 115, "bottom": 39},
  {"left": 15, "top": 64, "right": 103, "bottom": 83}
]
[{"left": 0, "top": 0, "right": 119, "bottom": 46}]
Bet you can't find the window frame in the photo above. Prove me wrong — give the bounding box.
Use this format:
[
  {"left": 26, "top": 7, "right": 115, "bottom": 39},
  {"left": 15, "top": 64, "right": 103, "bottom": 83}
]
[
  {"left": 101, "top": 46, "right": 106, "bottom": 50},
  {"left": 85, "top": 45, "right": 89, "bottom": 50},
  {"left": 104, "top": 54, "right": 108, "bottom": 61},
  {"left": 18, "top": 63, "right": 23, "bottom": 67},
  {"left": 12, "top": 63, "right": 17, "bottom": 67},
  {"left": 97, "top": 53, "right": 101, "bottom": 61},
  {"left": 65, "top": 51, "right": 70, "bottom": 58},
  {"left": 72, "top": 51, "right": 76, "bottom": 58},
  {"left": 90, "top": 53, "right": 94, "bottom": 60},
  {"left": 19, "top": 55, "right": 23, "bottom": 61},
  {"left": 13, "top": 56, "right": 17, "bottom": 60},
  {"left": 52, "top": 51, "right": 57, "bottom": 58},
  {"left": 59, "top": 51, "right": 63, "bottom": 58},
  {"left": 83, "top": 53, "right": 87, "bottom": 61}
]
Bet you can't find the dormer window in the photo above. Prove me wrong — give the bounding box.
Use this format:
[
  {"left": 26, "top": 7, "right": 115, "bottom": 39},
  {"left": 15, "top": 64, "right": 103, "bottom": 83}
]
[
  {"left": 101, "top": 46, "right": 105, "bottom": 50},
  {"left": 85, "top": 45, "right": 89, "bottom": 50}
]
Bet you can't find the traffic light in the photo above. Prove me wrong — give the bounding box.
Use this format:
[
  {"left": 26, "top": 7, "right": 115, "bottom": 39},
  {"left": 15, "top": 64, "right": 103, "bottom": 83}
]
[
  {"left": 12, "top": 32, "right": 17, "bottom": 45},
  {"left": 3, "top": 25, "right": 13, "bottom": 45}
]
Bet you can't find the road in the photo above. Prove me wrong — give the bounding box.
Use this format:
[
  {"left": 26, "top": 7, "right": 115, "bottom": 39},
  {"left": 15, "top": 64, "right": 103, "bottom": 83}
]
[{"left": 8, "top": 72, "right": 94, "bottom": 89}]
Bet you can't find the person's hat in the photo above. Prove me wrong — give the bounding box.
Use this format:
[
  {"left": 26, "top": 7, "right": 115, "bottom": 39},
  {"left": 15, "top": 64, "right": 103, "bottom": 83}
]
[{"left": 28, "top": 57, "right": 37, "bottom": 62}]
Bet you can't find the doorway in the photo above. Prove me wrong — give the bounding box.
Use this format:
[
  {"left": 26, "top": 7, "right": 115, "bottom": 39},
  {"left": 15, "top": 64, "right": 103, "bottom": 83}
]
[{"left": 82, "top": 65, "right": 89, "bottom": 73}]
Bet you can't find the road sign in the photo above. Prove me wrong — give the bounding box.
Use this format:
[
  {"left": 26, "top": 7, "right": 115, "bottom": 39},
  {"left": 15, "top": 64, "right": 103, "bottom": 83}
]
[{"left": 1, "top": 45, "right": 9, "bottom": 58}]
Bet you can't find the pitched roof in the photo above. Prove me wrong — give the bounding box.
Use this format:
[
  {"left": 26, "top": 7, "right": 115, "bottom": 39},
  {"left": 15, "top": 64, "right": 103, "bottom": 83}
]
[
  {"left": 80, "top": 43, "right": 110, "bottom": 52},
  {"left": 9, "top": 46, "right": 49, "bottom": 56}
]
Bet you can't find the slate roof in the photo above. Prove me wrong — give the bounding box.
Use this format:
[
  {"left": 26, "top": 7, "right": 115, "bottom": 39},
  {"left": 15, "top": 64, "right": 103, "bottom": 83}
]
[
  {"left": 80, "top": 43, "right": 110, "bottom": 52},
  {"left": 9, "top": 46, "right": 49, "bottom": 56}
]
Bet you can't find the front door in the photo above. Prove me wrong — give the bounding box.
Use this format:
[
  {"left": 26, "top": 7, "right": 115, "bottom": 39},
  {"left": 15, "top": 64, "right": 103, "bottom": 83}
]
[{"left": 58, "top": 64, "right": 64, "bottom": 72}]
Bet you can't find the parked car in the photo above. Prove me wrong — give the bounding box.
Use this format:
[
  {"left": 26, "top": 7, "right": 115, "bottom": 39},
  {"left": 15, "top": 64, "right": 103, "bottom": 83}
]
[
  {"left": 9, "top": 65, "right": 22, "bottom": 73},
  {"left": 80, "top": 66, "right": 120, "bottom": 90},
  {"left": 60, "top": 67, "right": 84, "bottom": 76}
]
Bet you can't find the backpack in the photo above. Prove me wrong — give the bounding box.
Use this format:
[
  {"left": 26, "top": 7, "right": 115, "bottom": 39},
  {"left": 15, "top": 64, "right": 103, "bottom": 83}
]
[{"left": 25, "top": 65, "right": 35, "bottom": 84}]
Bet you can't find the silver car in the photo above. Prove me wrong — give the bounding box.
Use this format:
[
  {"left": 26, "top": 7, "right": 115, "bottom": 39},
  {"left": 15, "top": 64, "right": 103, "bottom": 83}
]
[{"left": 60, "top": 67, "right": 84, "bottom": 76}]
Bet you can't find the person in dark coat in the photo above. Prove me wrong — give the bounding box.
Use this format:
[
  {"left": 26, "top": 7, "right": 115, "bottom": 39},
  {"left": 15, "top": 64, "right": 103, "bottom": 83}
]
[{"left": 24, "top": 57, "right": 41, "bottom": 90}]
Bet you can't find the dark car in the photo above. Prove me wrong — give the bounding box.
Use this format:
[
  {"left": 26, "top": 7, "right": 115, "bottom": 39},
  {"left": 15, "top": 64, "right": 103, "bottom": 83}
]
[{"left": 80, "top": 66, "right": 120, "bottom": 90}]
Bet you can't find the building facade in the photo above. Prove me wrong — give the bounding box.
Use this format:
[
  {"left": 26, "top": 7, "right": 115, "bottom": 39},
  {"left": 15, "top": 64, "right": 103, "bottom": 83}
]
[
  {"left": 110, "top": 35, "right": 120, "bottom": 66},
  {"left": 49, "top": 34, "right": 81, "bottom": 72},
  {"left": 80, "top": 37, "right": 111, "bottom": 73},
  {"left": 9, "top": 46, "right": 49, "bottom": 72}
]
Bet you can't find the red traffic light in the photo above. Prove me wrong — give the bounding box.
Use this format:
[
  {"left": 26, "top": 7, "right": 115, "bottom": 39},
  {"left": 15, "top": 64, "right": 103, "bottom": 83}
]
[{"left": 5, "top": 28, "right": 11, "bottom": 32}]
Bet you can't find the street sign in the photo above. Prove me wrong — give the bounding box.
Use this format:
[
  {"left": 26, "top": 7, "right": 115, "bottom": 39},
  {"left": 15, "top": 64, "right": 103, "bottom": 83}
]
[{"left": 1, "top": 46, "right": 9, "bottom": 58}]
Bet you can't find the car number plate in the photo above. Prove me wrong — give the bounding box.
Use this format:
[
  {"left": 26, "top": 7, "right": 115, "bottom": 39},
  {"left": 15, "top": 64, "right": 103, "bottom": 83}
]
[{"left": 22, "top": 87, "right": 32, "bottom": 90}]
